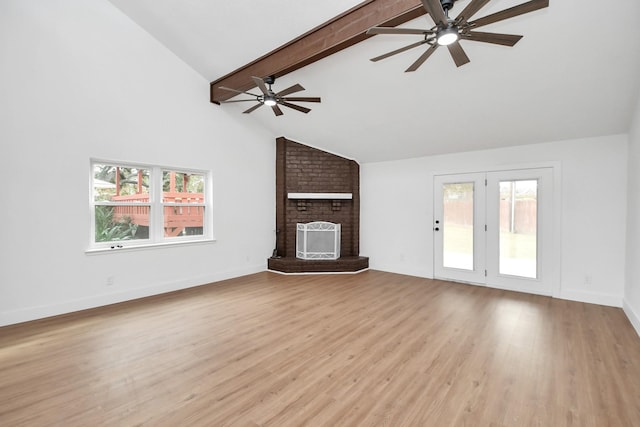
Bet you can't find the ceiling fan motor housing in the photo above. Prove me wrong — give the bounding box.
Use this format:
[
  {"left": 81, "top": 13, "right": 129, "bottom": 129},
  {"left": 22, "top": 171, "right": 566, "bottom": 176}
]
[{"left": 440, "top": 0, "right": 456, "bottom": 12}]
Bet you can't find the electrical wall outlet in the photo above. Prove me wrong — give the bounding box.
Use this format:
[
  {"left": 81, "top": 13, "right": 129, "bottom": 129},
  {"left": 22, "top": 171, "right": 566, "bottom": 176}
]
[{"left": 106, "top": 276, "right": 115, "bottom": 286}]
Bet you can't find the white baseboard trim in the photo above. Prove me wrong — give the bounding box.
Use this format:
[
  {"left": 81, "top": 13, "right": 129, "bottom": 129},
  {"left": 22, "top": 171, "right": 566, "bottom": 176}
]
[
  {"left": 559, "top": 289, "right": 622, "bottom": 307},
  {"left": 369, "top": 264, "right": 433, "bottom": 279},
  {"left": 0, "top": 264, "right": 266, "bottom": 327},
  {"left": 623, "top": 299, "right": 640, "bottom": 338},
  {"left": 375, "top": 268, "right": 623, "bottom": 307}
]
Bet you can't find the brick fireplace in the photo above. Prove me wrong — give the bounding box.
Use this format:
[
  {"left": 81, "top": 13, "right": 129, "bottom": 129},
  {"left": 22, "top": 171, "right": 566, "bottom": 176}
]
[{"left": 268, "top": 136, "right": 369, "bottom": 273}]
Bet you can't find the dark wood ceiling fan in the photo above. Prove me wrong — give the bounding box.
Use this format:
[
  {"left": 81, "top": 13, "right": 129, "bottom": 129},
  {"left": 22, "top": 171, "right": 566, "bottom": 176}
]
[
  {"left": 218, "top": 76, "right": 321, "bottom": 116},
  {"left": 367, "top": 0, "right": 549, "bottom": 72}
]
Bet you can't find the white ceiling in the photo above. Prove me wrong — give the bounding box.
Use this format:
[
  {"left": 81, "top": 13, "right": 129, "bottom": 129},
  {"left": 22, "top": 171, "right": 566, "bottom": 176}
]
[{"left": 108, "top": 0, "right": 640, "bottom": 163}]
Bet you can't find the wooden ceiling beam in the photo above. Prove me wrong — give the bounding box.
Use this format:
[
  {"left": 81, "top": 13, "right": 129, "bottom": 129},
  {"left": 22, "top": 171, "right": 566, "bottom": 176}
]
[{"left": 210, "top": 0, "right": 426, "bottom": 103}]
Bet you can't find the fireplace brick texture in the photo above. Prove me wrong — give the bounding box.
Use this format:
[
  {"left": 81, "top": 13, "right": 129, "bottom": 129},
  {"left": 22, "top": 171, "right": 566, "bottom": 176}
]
[{"left": 275, "top": 137, "right": 360, "bottom": 258}]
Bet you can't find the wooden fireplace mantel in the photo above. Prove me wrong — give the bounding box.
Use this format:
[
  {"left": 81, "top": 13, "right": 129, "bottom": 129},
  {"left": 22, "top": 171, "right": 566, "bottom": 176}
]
[{"left": 287, "top": 193, "right": 353, "bottom": 200}]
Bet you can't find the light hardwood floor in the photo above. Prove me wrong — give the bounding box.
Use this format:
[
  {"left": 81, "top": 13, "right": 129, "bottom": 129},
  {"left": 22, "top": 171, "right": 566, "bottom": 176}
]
[{"left": 1, "top": 271, "right": 639, "bottom": 426}]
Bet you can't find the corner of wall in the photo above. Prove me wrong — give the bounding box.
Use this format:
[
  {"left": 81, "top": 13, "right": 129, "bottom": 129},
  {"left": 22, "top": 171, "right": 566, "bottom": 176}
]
[
  {"left": 623, "top": 298, "right": 640, "bottom": 337},
  {"left": 623, "top": 90, "right": 640, "bottom": 335},
  {"left": 559, "top": 289, "right": 623, "bottom": 308}
]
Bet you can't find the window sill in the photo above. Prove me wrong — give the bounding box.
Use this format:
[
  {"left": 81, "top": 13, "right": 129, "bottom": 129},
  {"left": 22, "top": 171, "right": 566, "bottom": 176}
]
[{"left": 85, "top": 238, "right": 216, "bottom": 255}]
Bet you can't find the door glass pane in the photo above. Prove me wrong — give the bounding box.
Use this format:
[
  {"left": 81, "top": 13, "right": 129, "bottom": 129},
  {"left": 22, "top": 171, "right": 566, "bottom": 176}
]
[
  {"left": 499, "top": 180, "right": 537, "bottom": 278},
  {"left": 443, "top": 182, "right": 474, "bottom": 270}
]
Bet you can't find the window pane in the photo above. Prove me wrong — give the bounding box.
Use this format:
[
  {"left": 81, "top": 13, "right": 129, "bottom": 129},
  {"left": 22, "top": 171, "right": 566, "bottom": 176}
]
[
  {"left": 162, "top": 171, "right": 205, "bottom": 203},
  {"left": 91, "top": 162, "right": 210, "bottom": 247},
  {"left": 93, "top": 164, "right": 149, "bottom": 202},
  {"left": 94, "top": 205, "right": 149, "bottom": 242},
  {"left": 443, "top": 182, "right": 474, "bottom": 270},
  {"left": 499, "top": 180, "right": 537, "bottom": 278},
  {"left": 164, "top": 205, "right": 204, "bottom": 238}
]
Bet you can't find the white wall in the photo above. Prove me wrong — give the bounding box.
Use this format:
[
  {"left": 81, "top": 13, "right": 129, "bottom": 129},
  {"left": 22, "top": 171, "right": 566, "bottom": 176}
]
[
  {"left": 624, "top": 95, "right": 640, "bottom": 335},
  {"left": 0, "top": 0, "right": 275, "bottom": 326},
  {"left": 361, "top": 135, "right": 628, "bottom": 307}
]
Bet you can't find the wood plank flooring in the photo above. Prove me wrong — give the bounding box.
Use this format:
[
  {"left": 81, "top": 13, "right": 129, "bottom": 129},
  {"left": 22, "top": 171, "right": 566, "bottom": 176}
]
[{"left": 1, "top": 270, "right": 639, "bottom": 426}]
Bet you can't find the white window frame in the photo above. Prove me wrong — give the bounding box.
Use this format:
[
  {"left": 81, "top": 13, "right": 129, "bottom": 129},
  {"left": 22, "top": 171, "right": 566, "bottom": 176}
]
[{"left": 88, "top": 159, "right": 214, "bottom": 252}]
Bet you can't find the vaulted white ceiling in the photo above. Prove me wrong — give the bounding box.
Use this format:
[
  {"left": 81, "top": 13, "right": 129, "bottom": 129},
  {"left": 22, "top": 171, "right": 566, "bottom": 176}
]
[{"left": 108, "top": 0, "right": 640, "bottom": 163}]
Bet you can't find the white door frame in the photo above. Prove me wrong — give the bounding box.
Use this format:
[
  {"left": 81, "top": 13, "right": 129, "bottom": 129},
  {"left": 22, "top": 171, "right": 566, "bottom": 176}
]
[
  {"left": 433, "top": 173, "right": 486, "bottom": 284},
  {"left": 485, "top": 168, "right": 554, "bottom": 296},
  {"left": 431, "top": 161, "right": 562, "bottom": 298}
]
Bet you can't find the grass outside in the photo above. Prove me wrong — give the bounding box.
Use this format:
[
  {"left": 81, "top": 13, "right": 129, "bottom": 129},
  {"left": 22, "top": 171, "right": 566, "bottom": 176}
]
[{"left": 443, "top": 225, "right": 537, "bottom": 277}]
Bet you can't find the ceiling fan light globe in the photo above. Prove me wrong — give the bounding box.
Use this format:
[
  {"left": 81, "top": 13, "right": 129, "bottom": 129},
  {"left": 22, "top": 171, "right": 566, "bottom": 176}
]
[
  {"left": 437, "top": 28, "right": 459, "bottom": 46},
  {"left": 264, "top": 99, "right": 277, "bottom": 106}
]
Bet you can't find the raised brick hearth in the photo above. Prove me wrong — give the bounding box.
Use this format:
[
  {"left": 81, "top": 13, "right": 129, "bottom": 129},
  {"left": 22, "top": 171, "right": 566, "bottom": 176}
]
[
  {"left": 268, "top": 256, "right": 369, "bottom": 273},
  {"left": 269, "top": 137, "right": 368, "bottom": 273}
]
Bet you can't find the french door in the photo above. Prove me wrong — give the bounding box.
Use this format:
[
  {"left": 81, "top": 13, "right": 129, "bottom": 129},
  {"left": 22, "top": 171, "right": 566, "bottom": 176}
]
[
  {"left": 434, "top": 168, "right": 554, "bottom": 295},
  {"left": 434, "top": 173, "right": 486, "bottom": 284}
]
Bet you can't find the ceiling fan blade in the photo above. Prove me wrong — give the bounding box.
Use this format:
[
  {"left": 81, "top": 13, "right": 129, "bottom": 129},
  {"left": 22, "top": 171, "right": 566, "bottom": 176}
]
[
  {"left": 371, "top": 40, "right": 430, "bottom": 62},
  {"left": 447, "top": 41, "right": 470, "bottom": 67},
  {"left": 281, "top": 97, "right": 321, "bottom": 103},
  {"left": 470, "top": 0, "right": 549, "bottom": 29},
  {"left": 219, "top": 86, "right": 260, "bottom": 97},
  {"left": 276, "top": 83, "right": 305, "bottom": 97},
  {"left": 461, "top": 31, "right": 523, "bottom": 46},
  {"left": 220, "top": 99, "right": 260, "bottom": 103},
  {"left": 455, "top": 0, "right": 491, "bottom": 23},
  {"left": 243, "top": 103, "right": 264, "bottom": 114},
  {"left": 421, "top": 0, "right": 447, "bottom": 26},
  {"left": 405, "top": 44, "right": 439, "bottom": 72},
  {"left": 367, "top": 27, "right": 434, "bottom": 35},
  {"left": 279, "top": 101, "right": 311, "bottom": 114},
  {"left": 252, "top": 76, "right": 270, "bottom": 95},
  {"left": 271, "top": 104, "right": 284, "bottom": 116}
]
